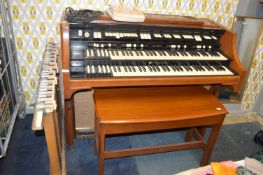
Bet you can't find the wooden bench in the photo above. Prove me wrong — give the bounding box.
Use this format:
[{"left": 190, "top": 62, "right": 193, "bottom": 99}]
[{"left": 93, "top": 86, "right": 228, "bottom": 175}]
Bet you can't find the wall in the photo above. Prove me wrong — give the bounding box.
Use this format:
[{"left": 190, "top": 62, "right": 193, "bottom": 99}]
[
  {"left": 9, "top": 0, "right": 239, "bottom": 109},
  {"left": 242, "top": 27, "right": 263, "bottom": 111}
]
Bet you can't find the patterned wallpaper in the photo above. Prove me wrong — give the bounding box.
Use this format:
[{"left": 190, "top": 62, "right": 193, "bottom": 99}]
[
  {"left": 9, "top": 0, "right": 240, "bottom": 109},
  {"left": 241, "top": 28, "right": 263, "bottom": 111}
]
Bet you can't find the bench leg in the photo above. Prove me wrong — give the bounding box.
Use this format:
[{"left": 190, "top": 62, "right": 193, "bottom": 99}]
[
  {"left": 185, "top": 128, "right": 194, "bottom": 142},
  {"left": 198, "top": 127, "right": 206, "bottom": 137},
  {"left": 200, "top": 125, "right": 222, "bottom": 166},
  {"left": 93, "top": 116, "right": 98, "bottom": 156},
  {"left": 98, "top": 128, "right": 105, "bottom": 175}
]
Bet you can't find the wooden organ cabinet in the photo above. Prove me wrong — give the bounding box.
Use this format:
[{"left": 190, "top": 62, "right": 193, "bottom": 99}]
[{"left": 60, "top": 13, "right": 246, "bottom": 145}]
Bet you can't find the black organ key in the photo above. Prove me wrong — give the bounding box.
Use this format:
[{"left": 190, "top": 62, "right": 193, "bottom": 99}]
[
  {"left": 142, "top": 65, "right": 146, "bottom": 72},
  {"left": 122, "top": 50, "right": 126, "bottom": 56},
  {"left": 151, "top": 50, "right": 157, "bottom": 56},
  {"left": 157, "top": 50, "right": 163, "bottom": 56},
  {"left": 111, "top": 50, "right": 115, "bottom": 56},
  {"left": 138, "top": 65, "right": 142, "bottom": 72},
  {"left": 148, "top": 50, "right": 153, "bottom": 56},
  {"left": 203, "top": 51, "right": 209, "bottom": 56},
  {"left": 113, "top": 65, "right": 117, "bottom": 72},
  {"left": 127, "top": 65, "right": 132, "bottom": 72},
  {"left": 117, "top": 65, "right": 121, "bottom": 72},
  {"left": 124, "top": 65, "right": 128, "bottom": 72},
  {"left": 166, "top": 50, "right": 172, "bottom": 56},
  {"left": 93, "top": 50, "right": 98, "bottom": 57},
  {"left": 161, "top": 50, "right": 167, "bottom": 56},
  {"left": 148, "top": 65, "right": 153, "bottom": 72},
  {"left": 131, "top": 65, "right": 136, "bottom": 72},
  {"left": 187, "top": 51, "right": 193, "bottom": 56},
  {"left": 173, "top": 50, "right": 179, "bottom": 56},
  {"left": 165, "top": 65, "right": 171, "bottom": 71},
  {"left": 145, "top": 51, "right": 149, "bottom": 56},
  {"left": 161, "top": 65, "right": 167, "bottom": 72},
  {"left": 175, "top": 62, "right": 183, "bottom": 71},
  {"left": 203, "top": 62, "right": 213, "bottom": 71},
  {"left": 170, "top": 65, "right": 177, "bottom": 71}
]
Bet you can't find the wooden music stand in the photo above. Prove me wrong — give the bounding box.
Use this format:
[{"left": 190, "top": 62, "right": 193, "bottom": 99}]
[{"left": 93, "top": 86, "right": 228, "bottom": 175}]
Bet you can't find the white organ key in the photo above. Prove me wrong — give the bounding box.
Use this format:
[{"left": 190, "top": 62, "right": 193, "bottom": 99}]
[
  {"left": 106, "top": 65, "right": 111, "bottom": 73},
  {"left": 147, "top": 33, "right": 151, "bottom": 39},
  {"left": 78, "top": 30, "right": 82, "bottom": 36},
  {"left": 212, "top": 36, "right": 217, "bottom": 40},
  {"left": 194, "top": 35, "right": 202, "bottom": 41},
  {"left": 86, "top": 50, "right": 90, "bottom": 57},
  {"left": 140, "top": 33, "right": 145, "bottom": 39},
  {"left": 102, "top": 65, "right": 106, "bottom": 73},
  {"left": 91, "top": 65, "right": 95, "bottom": 73},
  {"left": 217, "top": 52, "right": 228, "bottom": 60},
  {"left": 98, "top": 65, "right": 102, "bottom": 73},
  {"left": 164, "top": 34, "right": 172, "bottom": 38},
  {"left": 173, "top": 34, "right": 181, "bottom": 39},
  {"left": 94, "top": 32, "right": 102, "bottom": 38},
  {"left": 96, "top": 48, "right": 228, "bottom": 61},
  {"left": 203, "top": 35, "right": 211, "bottom": 40},
  {"left": 182, "top": 35, "right": 194, "bottom": 39},
  {"left": 140, "top": 33, "right": 151, "bottom": 39},
  {"left": 154, "top": 33, "right": 162, "bottom": 38},
  {"left": 98, "top": 32, "right": 102, "bottom": 38}
]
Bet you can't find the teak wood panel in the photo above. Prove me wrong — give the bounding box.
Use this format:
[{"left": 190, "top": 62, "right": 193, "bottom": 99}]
[
  {"left": 60, "top": 15, "right": 246, "bottom": 100},
  {"left": 93, "top": 86, "right": 227, "bottom": 125},
  {"left": 60, "top": 13, "right": 246, "bottom": 145}
]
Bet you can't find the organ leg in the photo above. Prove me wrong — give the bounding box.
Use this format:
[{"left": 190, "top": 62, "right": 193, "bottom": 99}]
[
  {"left": 65, "top": 98, "right": 76, "bottom": 145},
  {"left": 209, "top": 85, "right": 221, "bottom": 97}
]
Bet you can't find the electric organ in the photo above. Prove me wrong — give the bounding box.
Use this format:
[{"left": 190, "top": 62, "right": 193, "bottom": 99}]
[{"left": 60, "top": 13, "right": 246, "bottom": 145}]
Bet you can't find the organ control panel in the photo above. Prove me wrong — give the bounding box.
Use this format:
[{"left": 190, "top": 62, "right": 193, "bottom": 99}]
[{"left": 69, "top": 22, "right": 233, "bottom": 78}]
